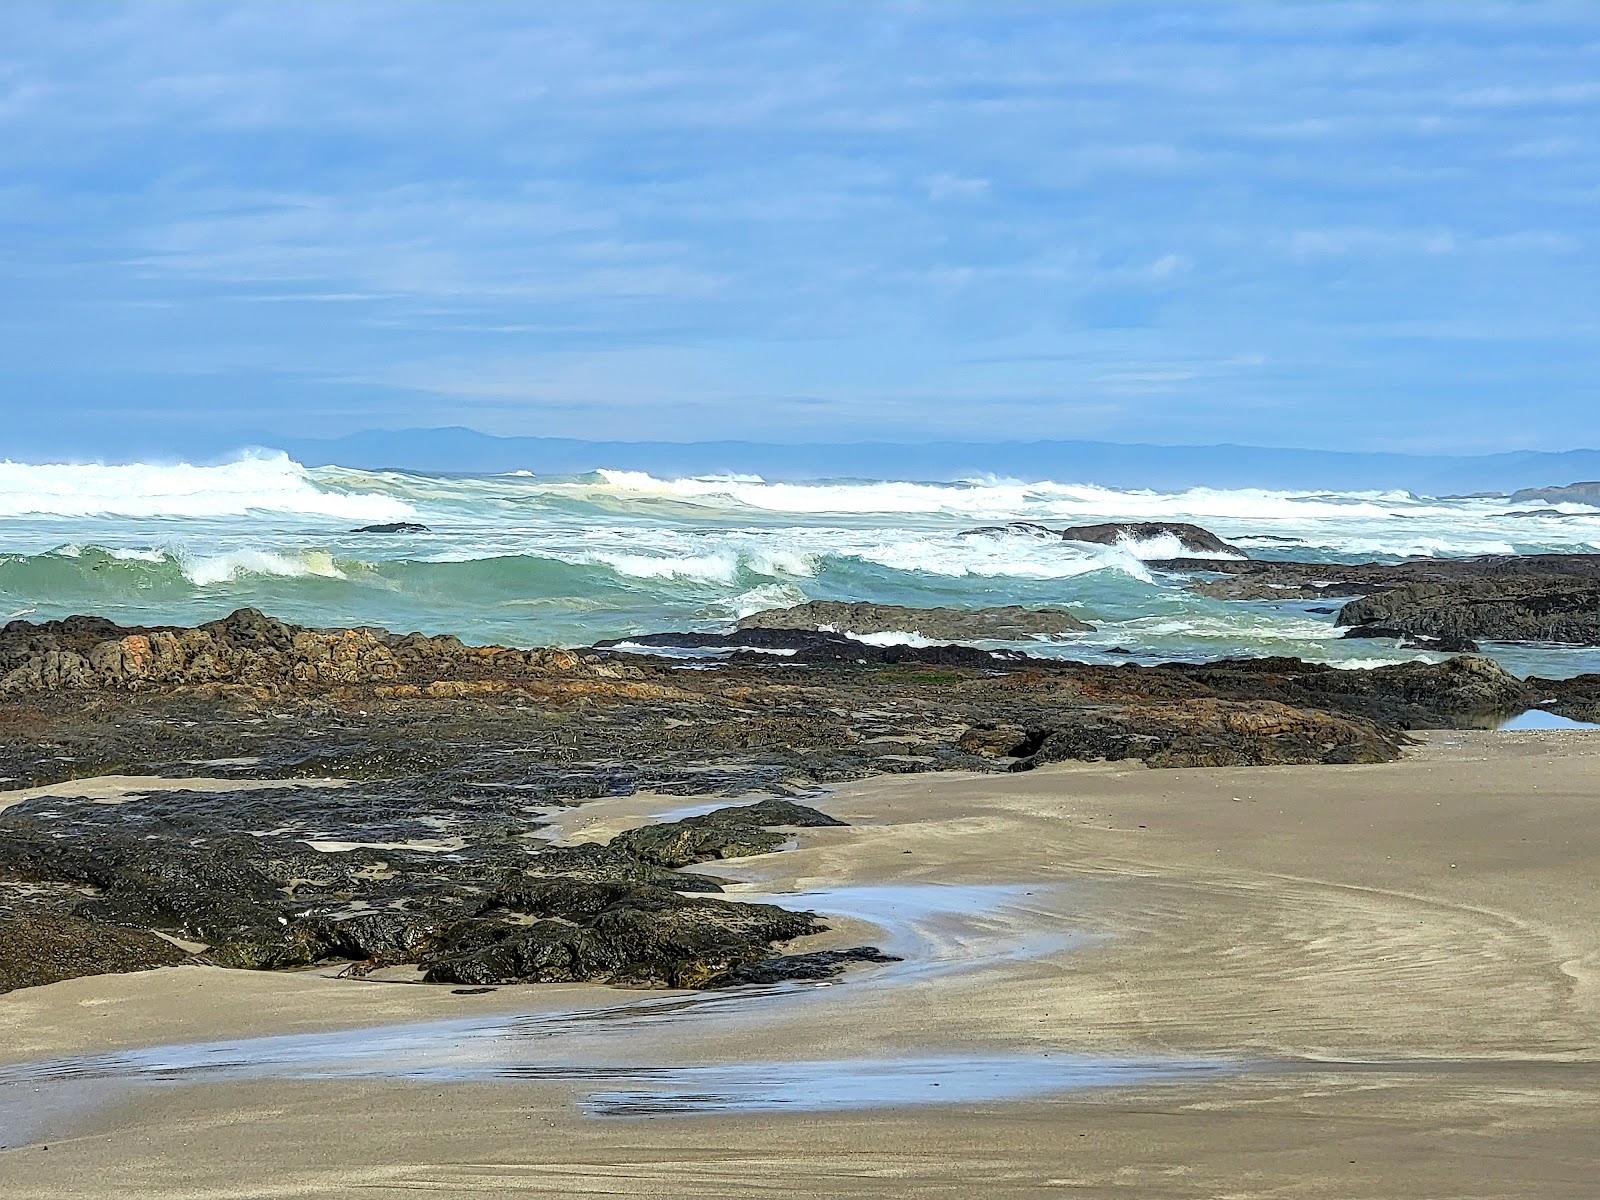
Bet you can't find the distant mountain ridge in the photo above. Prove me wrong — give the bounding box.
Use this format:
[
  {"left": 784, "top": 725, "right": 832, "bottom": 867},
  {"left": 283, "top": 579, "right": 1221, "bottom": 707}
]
[
  {"left": 262, "top": 426, "right": 1600, "bottom": 495},
  {"left": 1509, "top": 481, "right": 1600, "bottom": 505}
]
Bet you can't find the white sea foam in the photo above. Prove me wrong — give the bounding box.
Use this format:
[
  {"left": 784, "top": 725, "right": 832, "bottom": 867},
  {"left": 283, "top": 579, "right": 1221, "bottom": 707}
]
[
  {"left": 179, "top": 549, "right": 347, "bottom": 586},
  {"left": 583, "top": 469, "right": 1429, "bottom": 522},
  {"left": 836, "top": 628, "right": 941, "bottom": 648},
  {"left": 0, "top": 454, "right": 415, "bottom": 521},
  {"left": 857, "top": 536, "right": 1156, "bottom": 581}
]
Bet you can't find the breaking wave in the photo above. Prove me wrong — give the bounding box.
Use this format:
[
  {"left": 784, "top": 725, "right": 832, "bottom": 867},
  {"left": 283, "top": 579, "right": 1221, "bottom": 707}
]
[{"left": 0, "top": 453, "right": 415, "bottom": 521}]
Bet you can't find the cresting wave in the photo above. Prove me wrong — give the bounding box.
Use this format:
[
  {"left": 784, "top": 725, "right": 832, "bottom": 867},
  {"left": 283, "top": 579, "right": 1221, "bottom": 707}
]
[{"left": 0, "top": 453, "right": 415, "bottom": 521}]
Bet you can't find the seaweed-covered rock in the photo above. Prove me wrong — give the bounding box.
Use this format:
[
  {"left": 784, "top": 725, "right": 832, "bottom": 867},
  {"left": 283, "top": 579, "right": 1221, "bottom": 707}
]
[
  {"left": 0, "top": 915, "right": 187, "bottom": 993},
  {"left": 609, "top": 800, "right": 846, "bottom": 868},
  {"left": 421, "top": 879, "right": 828, "bottom": 988}
]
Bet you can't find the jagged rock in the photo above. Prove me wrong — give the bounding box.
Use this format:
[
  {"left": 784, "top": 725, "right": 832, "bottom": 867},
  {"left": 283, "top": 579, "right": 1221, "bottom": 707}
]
[
  {"left": 609, "top": 800, "right": 847, "bottom": 868},
  {"left": 0, "top": 915, "right": 187, "bottom": 993},
  {"left": 737, "top": 601, "right": 1092, "bottom": 639},
  {"left": 1338, "top": 579, "right": 1600, "bottom": 646},
  {"left": 0, "top": 608, "right": 599, "bottom": 694},
  {"left": 967, "top": 521, "right": 1242, "bottom": 556}
]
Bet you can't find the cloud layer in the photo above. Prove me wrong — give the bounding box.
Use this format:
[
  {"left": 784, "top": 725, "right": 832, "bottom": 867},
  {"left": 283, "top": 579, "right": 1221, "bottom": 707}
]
[{"left": 2, "top": 1, "right": 1596, "bottom": 455}]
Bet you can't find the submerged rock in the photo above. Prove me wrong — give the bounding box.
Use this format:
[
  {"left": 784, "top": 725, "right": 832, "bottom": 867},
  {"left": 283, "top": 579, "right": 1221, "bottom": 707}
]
[
  {"left": 349, "top": 522, "right": 431, "bottom": 534},
  {"left": 737, "top": 601, "right": 1093, "bottom": 639},
  {"left": 0, "top": 915, "right": 187, "bottom": 994}
]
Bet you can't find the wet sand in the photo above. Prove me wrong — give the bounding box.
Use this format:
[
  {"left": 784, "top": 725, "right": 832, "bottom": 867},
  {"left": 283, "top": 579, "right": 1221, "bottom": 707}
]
[{"left": 2, "top": 729, "right": 1599, "bottom": 1197}]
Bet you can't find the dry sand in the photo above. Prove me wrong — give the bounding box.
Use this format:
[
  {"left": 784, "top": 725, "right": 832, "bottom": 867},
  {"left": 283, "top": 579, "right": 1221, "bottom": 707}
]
[{"left": 1, "top": 729, "right": 1598, "bottom": 1197}]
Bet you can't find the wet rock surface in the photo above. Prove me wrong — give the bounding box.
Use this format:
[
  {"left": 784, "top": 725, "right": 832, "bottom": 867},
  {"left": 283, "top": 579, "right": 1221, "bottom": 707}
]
[
  {"left": 736, "top": 601, "right": 1093, "bottom": 639},
  {"left": 1337, "top": 578, "right": 1600, "bottom": 646},
  {"left": 0, "top": 609, "right": 1554, "bottom": 993}
]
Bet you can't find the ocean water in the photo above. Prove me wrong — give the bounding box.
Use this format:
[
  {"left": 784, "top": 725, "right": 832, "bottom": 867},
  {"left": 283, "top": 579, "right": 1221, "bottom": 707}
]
[{"left": 3, "top": 452, "right": 1600, "bottom": 679}]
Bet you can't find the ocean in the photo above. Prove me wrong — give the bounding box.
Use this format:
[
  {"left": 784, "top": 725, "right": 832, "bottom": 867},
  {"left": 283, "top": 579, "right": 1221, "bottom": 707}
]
[{"left": 4, "top": 452, "right": 1600, "bottom": 679}]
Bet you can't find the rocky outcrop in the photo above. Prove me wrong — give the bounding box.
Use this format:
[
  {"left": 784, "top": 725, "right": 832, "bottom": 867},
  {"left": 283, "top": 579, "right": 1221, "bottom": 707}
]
[
  {"left": 1171, "top": 554, "right": 1600, "bottom": 602},
  {"left": 969, "top": 521, "right": 1242, "bottom": 556},
  {"left": 0, "top": 915, "right": 187, "bottom": 994},
  {"left": 610, "top": 800, "right": 847, "bottom": 868},
  {"left": 419, "top": 879, "right": 837, "bottom": 988},
  {"left": 1337, "top": 578, "right": 1600, "bottom": 646},
  {"left": 0, "top": 608, "right": 600, "bottom": 695},
  {"left": 0, "top": 799, "right": 876, "bottom": 991},
  {"left": 736, "top": 601, "right": 1092, "bottom": 639}
]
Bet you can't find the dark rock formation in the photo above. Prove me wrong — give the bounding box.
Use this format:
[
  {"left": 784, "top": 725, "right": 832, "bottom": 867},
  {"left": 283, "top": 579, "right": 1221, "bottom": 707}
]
[
  {"left": 350, "top": 522, "right": 431, "bottom": 533},
  {"left": 0, "top": 915, "right": 187, "bottom": 994},
  {"left": 706, "top": 946, "right": 900, "bottom": 986},
  {"left": 736, "top": 600, "right": 1093, "bottom": 639},
  {"left": 610, "top": 800, "right": 846, "bottom": 868},
  {"left": 420, "top": 880, "right": 829, "bottom": 988},
  {"left": 1338, "top": 579, "right": 1600, "bottom": 646},
  {"left": 1340, "top": 625, "right": 1480, "bottom": 653},
  {"left": 1531, "top": 673, "right": 1600, "bottom": 724},
  {"left": 1170, "top": 554, "right": 1600, "bottom": 602},
  {"left": 968, "top": 521, "right": 1242, "bottom": 556},
  {"left": 598, "top": 628, "right": 1019, "bottom": 667}
]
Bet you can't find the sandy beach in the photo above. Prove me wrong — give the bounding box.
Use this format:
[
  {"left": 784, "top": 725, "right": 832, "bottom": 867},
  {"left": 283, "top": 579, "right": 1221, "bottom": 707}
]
[{"left": 2, "top": 728, "right": 1598, "bottom": 1198}]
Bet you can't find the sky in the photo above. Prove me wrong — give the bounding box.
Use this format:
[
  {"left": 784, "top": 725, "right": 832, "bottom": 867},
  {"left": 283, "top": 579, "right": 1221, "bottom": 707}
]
[{"left": 2, "top": 1, "right": 1597, "bottom": 458}]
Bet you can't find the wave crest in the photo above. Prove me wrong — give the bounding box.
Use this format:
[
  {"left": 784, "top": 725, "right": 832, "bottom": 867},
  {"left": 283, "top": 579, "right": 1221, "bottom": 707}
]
[{"left": 0, "top": 453, "right": 415, "bottom": 521}]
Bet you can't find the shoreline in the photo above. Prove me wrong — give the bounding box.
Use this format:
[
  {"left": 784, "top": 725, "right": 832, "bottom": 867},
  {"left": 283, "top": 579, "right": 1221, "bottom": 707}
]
[{"left": 3, "top": 728, "right": 1598, "bottom": 1195}]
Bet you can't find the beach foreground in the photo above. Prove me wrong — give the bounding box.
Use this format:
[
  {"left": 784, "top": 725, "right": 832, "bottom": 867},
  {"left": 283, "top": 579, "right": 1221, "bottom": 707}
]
[{"left": 2, "top": 729, "right": 1596, "bottom": 1198}]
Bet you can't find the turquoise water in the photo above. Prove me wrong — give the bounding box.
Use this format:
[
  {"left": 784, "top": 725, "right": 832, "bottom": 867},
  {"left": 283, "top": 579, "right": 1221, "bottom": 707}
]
[{"left": 3, "top": 453, "right": 1600, "bottom": 677}]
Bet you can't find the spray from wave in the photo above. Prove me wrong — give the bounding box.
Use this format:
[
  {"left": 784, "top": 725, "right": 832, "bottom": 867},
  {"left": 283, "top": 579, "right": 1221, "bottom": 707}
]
[{"left": 0, "top": 453, "right": 416, "bottom": 521}]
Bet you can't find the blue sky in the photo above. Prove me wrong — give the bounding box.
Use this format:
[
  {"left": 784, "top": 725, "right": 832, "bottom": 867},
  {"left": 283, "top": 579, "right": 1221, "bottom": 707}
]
[{"left": 2, "top": 1, "right": 1597, "bottom": 457}]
